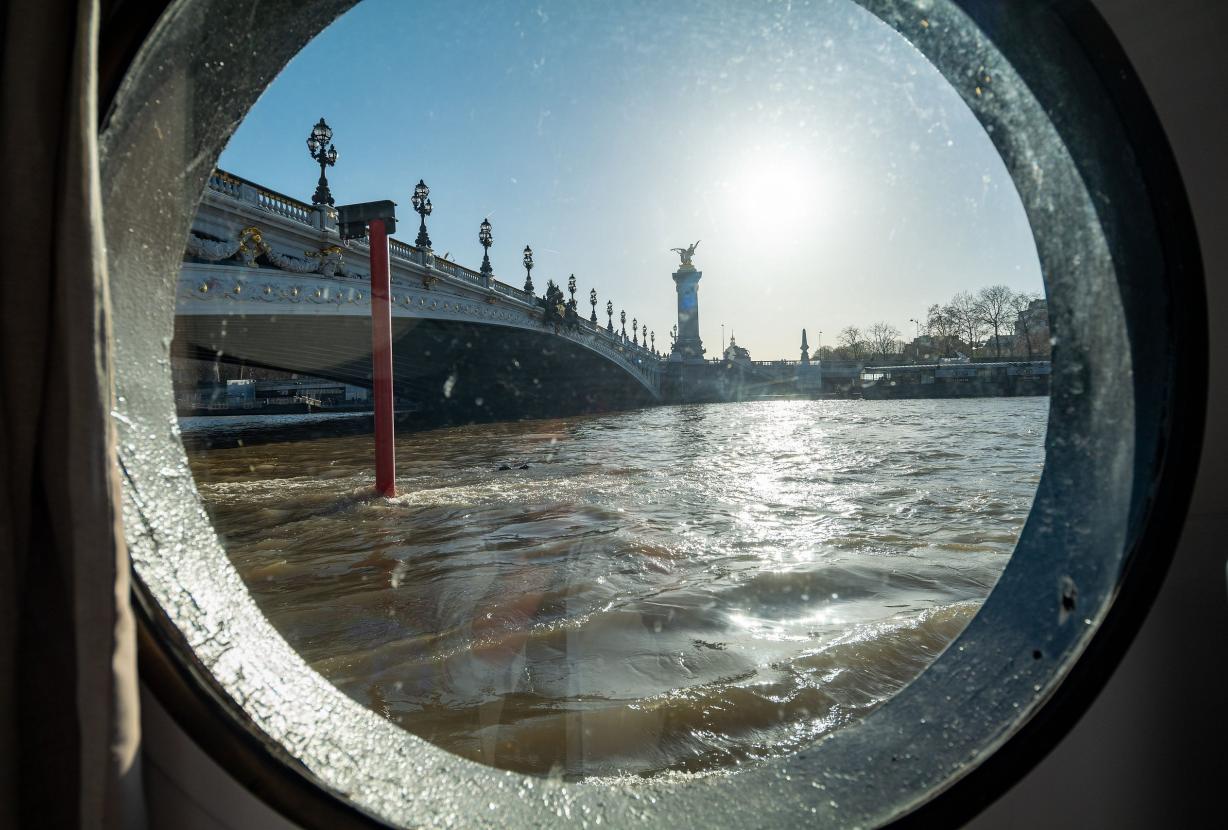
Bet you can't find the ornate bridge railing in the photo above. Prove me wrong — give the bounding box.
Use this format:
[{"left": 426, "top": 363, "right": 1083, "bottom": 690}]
[
  {"left": 207, "top": 170, "right": 315, "bottom": 226},
  {"left": 207, "top": 170, "right": 243, "bottom": 200}
]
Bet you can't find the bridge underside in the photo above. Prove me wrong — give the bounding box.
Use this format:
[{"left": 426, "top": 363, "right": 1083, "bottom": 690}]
[{"left": 174, "top": 315, "right": 657, "bottom": 421}]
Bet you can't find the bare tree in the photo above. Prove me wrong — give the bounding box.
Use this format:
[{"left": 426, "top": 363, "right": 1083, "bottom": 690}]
[
  {"left": 948, "top": 291, "right": 986, "bottom": 356},
  {"left": 925, "top": 303, "right": 957, "bottom": 357},
  {"left": 978, "top": 284, "right": 1015, "bottom": 359},
  {"left": 869, "top": 321, "right": 902, "bottom": 361},
  {"left": 838, "top": 326, "right": 867, "bottom": 361},
  {"left": 1009, "top": 291, "right": 1046, "bottom": 360}
]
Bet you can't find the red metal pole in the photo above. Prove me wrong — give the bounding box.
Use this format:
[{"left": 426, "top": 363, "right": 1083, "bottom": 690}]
[{"left": 368, "top": 218, "right": 396, "bottom": 496}]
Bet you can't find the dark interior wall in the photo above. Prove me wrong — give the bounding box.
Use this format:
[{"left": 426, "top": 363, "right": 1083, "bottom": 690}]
[{"left": 967, "top": 1, "right": 1227, "bottom": 825}]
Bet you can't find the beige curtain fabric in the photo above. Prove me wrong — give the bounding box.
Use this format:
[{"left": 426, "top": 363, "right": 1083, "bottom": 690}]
[{"left": 0, "top": 0, "right": 142, "bottom": 827}]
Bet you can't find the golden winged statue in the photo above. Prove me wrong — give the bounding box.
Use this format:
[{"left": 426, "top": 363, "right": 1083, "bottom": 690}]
[{"left": 670, "top": 239, "right": 701, "bottom": 268}]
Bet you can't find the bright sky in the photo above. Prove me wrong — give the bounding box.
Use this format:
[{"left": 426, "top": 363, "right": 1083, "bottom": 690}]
[{"left": 220, "top": 0, "right": 1043, "bottom": 359}]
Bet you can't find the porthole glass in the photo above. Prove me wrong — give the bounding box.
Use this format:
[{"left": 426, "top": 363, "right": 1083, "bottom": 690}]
[
  {"left": 102, "top": 0, "right": 1198, "bottom": 827},
  {"left": 178, "top": 0, "right": 1051, "bottom": 777}
]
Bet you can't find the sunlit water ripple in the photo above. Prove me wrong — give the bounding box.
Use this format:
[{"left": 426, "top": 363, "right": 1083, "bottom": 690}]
[{"left": 183, "top": 397, "right": 1048, "bottom": 779}]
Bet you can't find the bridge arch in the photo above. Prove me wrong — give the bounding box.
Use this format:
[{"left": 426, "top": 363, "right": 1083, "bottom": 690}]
[{"left": 176, "top": 173, "right": 662, "bottom": 419}]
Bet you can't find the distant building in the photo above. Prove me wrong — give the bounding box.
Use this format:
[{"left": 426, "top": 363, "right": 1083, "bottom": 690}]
[
  {"left": 980, "top": 332, "right": 1016, "bottom": 357},
  {"left": 903, "top": 335, "right": 943, "bottom": 363},
  {"left": 1014, "top": 298, "right": 1049, "bottom": 337},
  {"left": 1012, "top": 298, "right": 1050, "bottom": 358},
  {"left": 225, "top": 379, "right": 256, "bottom": 403},
  {"left": 973, "top": 298, "right": 1051, "bottom": 359},
  {"left": 173, "top": 367, "right": 369, "bottom": 411},
  {"left": 972, "top": 299, "right": 1051, "bottom": 359},
  {"left": 723, "top": 332, "right": 752, "bottom": 364}
]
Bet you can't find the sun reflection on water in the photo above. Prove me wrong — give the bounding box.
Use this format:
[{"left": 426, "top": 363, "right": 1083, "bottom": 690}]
[{"left": 183, "top": 397, "right": 1046, "bottom": 777}]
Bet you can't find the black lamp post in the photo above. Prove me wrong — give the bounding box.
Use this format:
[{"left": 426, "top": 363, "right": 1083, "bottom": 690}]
[
  {"left": 607, "top": 300, "right": 614, "bottom": 332},
  {"left": 567, "top": 274, "right": 577, "bottom": 308},
  {"left": 479, "top": 218, "right": 493, "bottom": 280},
  {"left": 306, "top": 117, "right": 339, "bottom": 206},
  {"left": 412, "top": 179, "right": 433, "bottom": 249},
  {"left": 523, "top": 245, "right": 535, "bottom": 294},
  {"left": 620, "top": 309, "right": 626, "bottom": 339},
  {"left": 590, "top": 288, "right": 598, "bottom": 323},
  {"left": 651, "top": 330, "right": 655, "bottom": 352},
  {"left": 632, "top": 317, "right": 638, "bottom": 346}
]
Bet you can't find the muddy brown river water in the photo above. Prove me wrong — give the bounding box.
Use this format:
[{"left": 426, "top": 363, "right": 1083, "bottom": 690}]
[{"left": 181, "top": 397, "right": 1047, "bottom": 779}]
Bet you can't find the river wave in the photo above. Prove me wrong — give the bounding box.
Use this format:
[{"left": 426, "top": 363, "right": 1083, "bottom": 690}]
[{"left": 184, "top": 397, "right": 1047, "bottom": 778}]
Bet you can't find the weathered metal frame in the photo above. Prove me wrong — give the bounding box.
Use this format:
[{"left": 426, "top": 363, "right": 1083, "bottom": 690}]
[{"left": 99, "top": 0, "right": 1204, "bottom": 828}]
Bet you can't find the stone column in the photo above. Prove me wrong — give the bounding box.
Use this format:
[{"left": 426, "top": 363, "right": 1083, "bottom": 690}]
[
  {"left": 313, "top": 204, "right": 338, "bottom": 233},
  {"left": 670, "top": 266, "right": 705, "bottom": 362}
]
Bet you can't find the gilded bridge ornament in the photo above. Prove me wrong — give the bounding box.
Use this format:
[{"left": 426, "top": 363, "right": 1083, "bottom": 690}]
[
  {"left": 670, "top": 239, "right": 701, "bottom": 269},
  {"left": 184, "top": 225, "right": 346, "bottom": 276},
  {"left": 237, "top": 226, "right": 265, "bottom": 265},
  {"left": 304, "top": 244, "right": 345, "bottom": 277},
  {"left": 306, "top": 244, "right": 344, "bottom": 258}
]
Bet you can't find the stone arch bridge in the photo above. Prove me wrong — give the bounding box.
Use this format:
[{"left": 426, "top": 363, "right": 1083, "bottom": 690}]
[{"left": 176, "top": 171, "right": 664, "bottom": 420}]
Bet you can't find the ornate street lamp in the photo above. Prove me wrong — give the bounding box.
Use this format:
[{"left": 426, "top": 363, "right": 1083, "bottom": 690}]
[
  {"left": 567, "top": 274, "right": 577, "bottom": 308},
  {"left": 589, "top": 288, "right": 598, "bottom": 323},
  {"left": 606, "top": 300, "right": 614, "bottom": 332},
  {"left": 620, "top": 309, "right": 626, "bottom": 338},
  {"left": 306, "top": 117, "right": 339, "bottom": 206},
  {"left": 412, "top": 179, "right": 433, "bottom": 249},
  {"left": 632, "top": 317, "right": 638, "bottom": 345},
  {"left": 523, "top": 245, "right": 535, "bottom": 294},
  {"left": 478, "top": 218, "right": 493, "bottom": 278},
  {"left": 651, "top": 330, "right": 655, "bottom": 352}
]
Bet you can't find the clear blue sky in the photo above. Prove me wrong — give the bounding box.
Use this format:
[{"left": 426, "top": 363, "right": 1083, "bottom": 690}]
[{"left": 220, "top": 0, "right": 1043, "bottom": 359}]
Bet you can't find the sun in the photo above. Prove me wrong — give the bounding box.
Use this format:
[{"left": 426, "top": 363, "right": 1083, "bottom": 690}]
[{"left": 727, "top": 147, "right": 829, "bottom": 246}]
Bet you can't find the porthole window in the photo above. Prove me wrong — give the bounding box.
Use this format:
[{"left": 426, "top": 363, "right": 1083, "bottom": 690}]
[{"left": 103, "top": 0, "right": 1202, "bottom": 828}]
